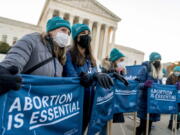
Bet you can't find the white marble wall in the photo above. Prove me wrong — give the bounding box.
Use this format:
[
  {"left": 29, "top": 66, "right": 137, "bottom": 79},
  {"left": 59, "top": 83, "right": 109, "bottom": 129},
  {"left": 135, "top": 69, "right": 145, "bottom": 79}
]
[
  {"left": 0, "top": 18, "right": 41, "bottom": 46},
  {"left": 114, "top": 45, "right": 145, "bottom": 66}
]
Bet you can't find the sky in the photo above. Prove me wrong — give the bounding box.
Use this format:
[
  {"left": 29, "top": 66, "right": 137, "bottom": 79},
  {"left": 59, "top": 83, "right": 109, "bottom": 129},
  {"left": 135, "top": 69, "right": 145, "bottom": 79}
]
[{"left": 0, "top": 0, "right": 179, "bottom": 63}]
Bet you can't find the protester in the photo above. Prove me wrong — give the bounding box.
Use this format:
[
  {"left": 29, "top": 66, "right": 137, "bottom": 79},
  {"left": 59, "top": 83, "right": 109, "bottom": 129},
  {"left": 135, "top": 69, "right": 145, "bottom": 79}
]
[
  {"left": 63, "top": 23, "right": 114, "bottom": 133},
  {"left": 167, "top": 66, "right": 180, "bottom": 130},
  {"left": 136, "top": 52, "right": 163, "bottom": 135},
  {"left": 100, "top": 48, "right": 128, "bottom": 135},
  {"left": 0, "top": 16, "right": 71, "bottom": 95}
]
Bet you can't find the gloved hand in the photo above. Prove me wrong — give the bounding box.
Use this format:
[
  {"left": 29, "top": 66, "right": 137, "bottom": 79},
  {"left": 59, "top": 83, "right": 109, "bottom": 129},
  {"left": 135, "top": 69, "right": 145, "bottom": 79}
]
[
  {"left": 144, "top": 80, "right": 153, "bottom": 88},
  {"left": 176, "top": 82, "right": 180, "bottom": 90},
  {"left": 79, "top": 72, "right": 93, "bottom": 88},
  {"left": 0, "top": 65, "right": 22, "bottom": 95},
  {"left": 94, "top": 72, "right": 114, "bottom": 89},
  {"left": 113, "top": 72, "right": 129, "bottom": 86}
]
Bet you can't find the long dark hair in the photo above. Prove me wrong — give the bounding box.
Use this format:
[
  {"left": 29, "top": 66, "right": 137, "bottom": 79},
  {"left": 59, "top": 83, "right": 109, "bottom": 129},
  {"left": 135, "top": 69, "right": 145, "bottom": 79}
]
[{"left": 70, "top": 37, "right": 96, "bottom": 67}]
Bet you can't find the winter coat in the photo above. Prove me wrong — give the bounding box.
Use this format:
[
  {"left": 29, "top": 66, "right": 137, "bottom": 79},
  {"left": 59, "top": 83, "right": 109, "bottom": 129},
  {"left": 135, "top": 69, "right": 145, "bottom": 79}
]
[
  {"left": 137, "top": 61, "right": 162, "bottom": 122},
  {"left": 63, "top": 51, "right": 97, "bottom": 77},
  {"left": 0, "top": 33, "right": 63, "bottom": 77},
  {"left": 63, "top": 50, "right": 97, "bottom": 132}
]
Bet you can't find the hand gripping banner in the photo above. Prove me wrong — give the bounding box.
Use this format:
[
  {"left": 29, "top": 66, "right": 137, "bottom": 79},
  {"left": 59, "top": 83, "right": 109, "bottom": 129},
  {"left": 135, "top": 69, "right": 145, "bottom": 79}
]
[
  {"left": 0, "top": 75, "right": 84, "bottom": 135},
  {"left": 147, "top": 83, "right": 178, "bottom": 114}
]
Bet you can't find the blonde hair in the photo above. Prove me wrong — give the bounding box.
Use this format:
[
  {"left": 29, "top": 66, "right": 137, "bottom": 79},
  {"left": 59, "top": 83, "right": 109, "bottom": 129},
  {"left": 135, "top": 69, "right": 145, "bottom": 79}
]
[
  {"left": 150, "top": 63, "right": 163, "bottom": 79},
  {"left": 101, "top": 58, "right": 111, "bottom": 71}
]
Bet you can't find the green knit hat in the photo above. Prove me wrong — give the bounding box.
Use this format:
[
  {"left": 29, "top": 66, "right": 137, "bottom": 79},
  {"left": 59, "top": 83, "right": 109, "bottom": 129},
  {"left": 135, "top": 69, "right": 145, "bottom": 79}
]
[
  {"left": 149, "top": 52, "right": 161, "bottom": 61},
  {"left": 173, "top": 66, "right": 180, "bottom": 72},
  {"left": 72, "top": 24, "right": 90, "bottom": 39},
  {"left": 109, "top": 48, "right": 125, "bottom": 62},
  {"left": 46, "top": 16, "right": 71, "bottom": 33}
]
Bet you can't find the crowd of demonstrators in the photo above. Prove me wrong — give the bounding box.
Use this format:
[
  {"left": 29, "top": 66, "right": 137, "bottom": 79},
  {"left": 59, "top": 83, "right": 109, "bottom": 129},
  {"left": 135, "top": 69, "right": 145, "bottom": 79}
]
[
  {"left": 136, "top": 52, "right": 163, "bottom": 135},
  {"left": 0, "top": 15, "right": 180, "bottom": 135},
  {"left": 167, "top": 66, "right": 180, "bottom": 130}
]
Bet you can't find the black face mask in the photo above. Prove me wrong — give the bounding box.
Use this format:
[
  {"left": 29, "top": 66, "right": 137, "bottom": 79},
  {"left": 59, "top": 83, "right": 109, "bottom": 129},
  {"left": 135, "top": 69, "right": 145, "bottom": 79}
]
[
  {"left": 153, "top": 61, "right": 161, "bottom": 69},
  {"left": 77, "top": 35, "right": 91, "bottom": 48}
]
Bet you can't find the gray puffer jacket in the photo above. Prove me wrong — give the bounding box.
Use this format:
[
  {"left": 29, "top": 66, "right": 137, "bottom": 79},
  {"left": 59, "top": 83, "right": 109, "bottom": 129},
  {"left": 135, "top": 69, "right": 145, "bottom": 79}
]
[{"left": 0, "top": 32, "right": 63, "bottom": 77}]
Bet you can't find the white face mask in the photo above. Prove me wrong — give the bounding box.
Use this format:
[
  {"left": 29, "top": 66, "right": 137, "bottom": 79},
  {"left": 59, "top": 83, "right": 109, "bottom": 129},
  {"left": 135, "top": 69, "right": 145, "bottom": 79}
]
[
  {"left": 117, "top": 61, "right": 126, "bottom": 68},
  {"left": 53, "top": 32, "right": 69, "bottom": 47},
  {"left": 174, "top": 72, "right": 180, "bottom": 77}
]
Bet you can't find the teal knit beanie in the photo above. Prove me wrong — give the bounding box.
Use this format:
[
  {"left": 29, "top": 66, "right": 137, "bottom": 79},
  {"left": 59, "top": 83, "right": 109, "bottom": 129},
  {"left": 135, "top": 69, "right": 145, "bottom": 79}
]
[
  {"left": 149, "top": 52, "right": 161, "bottom": 61},
  {"left": 46, "top": 16, "right": 71, "bottom": 33},
  {"left": 173, "top": 66, "right": 180, "bottom": 72},
  {"left": 109, "top": 48, "right": 125, "bottom": 62},
  {"left": 72, "top": 24, "right": 90, "bottom": 39}
]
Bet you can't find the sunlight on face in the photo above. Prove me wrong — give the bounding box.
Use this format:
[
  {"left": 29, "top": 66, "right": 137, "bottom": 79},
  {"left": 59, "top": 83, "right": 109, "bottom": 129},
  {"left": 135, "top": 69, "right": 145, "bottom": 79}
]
[{"left": 49, "top": 27, "right": 70, "bottom": 37}]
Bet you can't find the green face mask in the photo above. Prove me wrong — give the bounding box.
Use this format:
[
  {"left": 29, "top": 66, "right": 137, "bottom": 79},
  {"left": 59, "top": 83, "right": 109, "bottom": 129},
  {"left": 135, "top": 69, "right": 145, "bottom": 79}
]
[{"left": 174, "top": 72, "right": 180, "bottom": 77}]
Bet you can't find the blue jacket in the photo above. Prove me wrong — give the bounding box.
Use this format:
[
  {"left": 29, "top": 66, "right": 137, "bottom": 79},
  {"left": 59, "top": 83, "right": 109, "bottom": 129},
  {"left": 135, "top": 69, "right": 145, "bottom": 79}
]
[
  {"left": 137, "top": 61, "right": 161, "bottom": 122},
  {"left": 63, "top": 51, "right": 97, "bottom": 132},
  {"left": 63, "top": 51, "right": 97, "bottom": 77}
]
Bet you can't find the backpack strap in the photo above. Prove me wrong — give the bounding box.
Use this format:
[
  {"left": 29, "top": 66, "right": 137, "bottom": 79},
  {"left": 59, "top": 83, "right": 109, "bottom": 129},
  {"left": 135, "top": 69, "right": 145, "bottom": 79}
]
[{"left": 23, "top": 57, "right": 54, "bottom": 74}]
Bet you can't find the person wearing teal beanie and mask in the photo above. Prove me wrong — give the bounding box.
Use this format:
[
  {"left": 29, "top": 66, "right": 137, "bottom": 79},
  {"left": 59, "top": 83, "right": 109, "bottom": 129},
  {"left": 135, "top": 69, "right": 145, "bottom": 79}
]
[
  {"left": 0, "top": 16, "right": 71, "bottom": 95},
  {"left": 109, "top": 48, "right": 126, "bottom": 75},
  {"left": 100, "top": 48, "right": 128, "bottom": 135},
  {"left": 136, "top": 52, "right": 163, "bottom": 135},
  {"left": 167, "top": 66, "right": 180, "bottom": 130},
  {"left": 63, "top": 23, "right": 114, "bottom": 133}
]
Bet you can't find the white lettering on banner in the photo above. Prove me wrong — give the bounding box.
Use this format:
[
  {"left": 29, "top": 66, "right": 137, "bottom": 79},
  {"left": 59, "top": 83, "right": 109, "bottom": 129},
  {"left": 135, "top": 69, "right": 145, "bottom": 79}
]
[
  {"left": 14, "top": 113, "right": 24, "bottom": 128},
  {"left": 9, "top": 93, "right": 73, "bottom": 113},
  {"left": 9, "top": 98, "right": 22, "bottom": 112},
  {"left": 6, "top": 93, "right": 81, "bottom": 131},
  {"left": 150, "top": 89, "right": 176, "bottom": 101},
  {"left": 115, "top": 89, "right": 136, "bottom": 95},
  {"left": 125, "top": 75, "right": 137, "bottom": 80},
  {"left": 24, "top": 97, "right": 33, "bottom": 111},
  {"left": 96, "top": 92, "right": 113, "bottom": 105},
  {"left": 29, "top": 112, "right": 79, "bottom": 130},
  {"left": 64, "top": 128, "right": 79, "bottom": 135}
]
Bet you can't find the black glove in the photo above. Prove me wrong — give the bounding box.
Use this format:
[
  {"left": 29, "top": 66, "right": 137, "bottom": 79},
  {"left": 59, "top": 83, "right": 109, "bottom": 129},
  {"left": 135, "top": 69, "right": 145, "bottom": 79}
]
[
  {"left": 79, "top": 72, "right": 93, "bottom": 88},
  {"left": 0, "top": 65, "right": 22, "bottom": 95},
  {"left": 94, "top": 72, "right": 114, "bottom": 89},
  {"left": 113, "top": 72, "right": 129, "bottom": 86}
]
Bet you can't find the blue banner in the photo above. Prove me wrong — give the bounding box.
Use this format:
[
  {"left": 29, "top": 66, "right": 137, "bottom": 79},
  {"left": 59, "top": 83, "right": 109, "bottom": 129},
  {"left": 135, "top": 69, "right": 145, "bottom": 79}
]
[
  {"left": 114, "top": 80, "right": 139, "bottom": 113},
  {"left": 0, "top": 75, "right": 84, "bottom": 135},
  {"left": 125, "top": 65, "right": 143, "bottom": 80},
  {"left": 87, "top": 85, "right": 114, "bottom": 135},
  {"left": 147, "top": 84, "right": 177, "bottom": 114},
  {"left": 178, "top": 90, "right": 180, "bottom": 103}
]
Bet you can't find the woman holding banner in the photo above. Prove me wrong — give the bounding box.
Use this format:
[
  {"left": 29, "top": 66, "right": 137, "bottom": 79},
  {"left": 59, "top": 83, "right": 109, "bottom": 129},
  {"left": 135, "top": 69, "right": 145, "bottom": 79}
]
[
  {"left": 136, "top": 52, "right": 163, "bottom": 135},
  {"left": 167, "top": 66, "right": 180, "bottom": 130},
  {"left": 0, "top": 16, "right": 71, "bottom": 95},
  {"left": 63, "top": 23, "right": 114, "bottom": 133},
  {"left": 100, "top": 48, "right": 128, "bottom": 135}
]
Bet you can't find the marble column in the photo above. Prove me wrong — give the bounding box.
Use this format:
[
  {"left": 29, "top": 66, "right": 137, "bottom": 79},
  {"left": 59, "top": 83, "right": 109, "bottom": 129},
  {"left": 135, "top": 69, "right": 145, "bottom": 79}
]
[
  {"left": 94, "top": 22, "right": 101, "bottom": 59},
  {"left": 78, "top": 17, "right": 84, "bottom": 24},
  {"left": 101, "top": 25, "right": 109, "bottom": 59},
  {"left": 88, "top": 20, "right": 93, "bottom": 31},
  {"left": 69, "top": 14, "right": 74, "bottom": 25}
]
